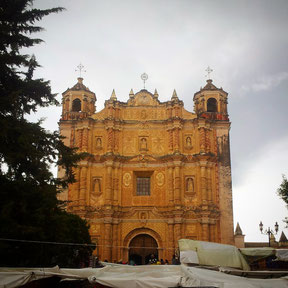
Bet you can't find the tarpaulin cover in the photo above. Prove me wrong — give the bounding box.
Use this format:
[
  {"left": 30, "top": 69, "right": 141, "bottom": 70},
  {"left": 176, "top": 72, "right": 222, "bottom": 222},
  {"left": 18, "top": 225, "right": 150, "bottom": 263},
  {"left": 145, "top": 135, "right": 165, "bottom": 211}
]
[
  {"left": 0, "top": 265, "right": 183, "bottom": 288},
  {"left": 239, "top": 247, "right": 275, "bottom": 262},
  {"left": 240, "top": 247, "right": 275, "bottom": 257},
  {"left": 181, "top": 265, "right": 288, "bottom": 288},
  {"left": 277, "top": 250, "right": 288, "bottom": 261},
  {"left": 0, "top": 266, "right": 99, "bottom": 288},
  {"left": 88, "top": 264, "right": 182, "bottom": 288},
  {"left": 178, "top": 239, "right": 250, "bottom": 270},
  {"left": 2, "top": 264, "right": 288, "bottom": 288}
]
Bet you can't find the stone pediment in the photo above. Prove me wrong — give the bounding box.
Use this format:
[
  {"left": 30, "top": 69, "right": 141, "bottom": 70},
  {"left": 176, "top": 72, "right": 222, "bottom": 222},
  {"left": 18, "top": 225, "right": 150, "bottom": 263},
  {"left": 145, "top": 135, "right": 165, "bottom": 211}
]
[
  {"left": 127, "top": 154, "right": 158, "bottom": 163},
  {"left": 128, "top": 89, "right": 159, "bottom": 106}
]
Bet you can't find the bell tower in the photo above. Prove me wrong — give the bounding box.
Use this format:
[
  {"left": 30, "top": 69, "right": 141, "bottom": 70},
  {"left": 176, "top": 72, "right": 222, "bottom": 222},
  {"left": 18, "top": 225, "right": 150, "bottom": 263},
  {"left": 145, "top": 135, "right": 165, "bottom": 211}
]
[
  {"left": 194, "top": 76, "right": 233, "bottom": 244},
  {"left": 193, "top": 79, "right": 229, "bottom": 121},
  {"left": 61, "top": 77, "right": 96, "bottom": 121}
]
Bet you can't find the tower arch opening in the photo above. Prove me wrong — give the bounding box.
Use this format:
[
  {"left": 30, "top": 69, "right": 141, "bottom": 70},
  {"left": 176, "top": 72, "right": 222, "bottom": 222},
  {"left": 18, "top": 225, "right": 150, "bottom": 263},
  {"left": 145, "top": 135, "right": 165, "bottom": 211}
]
[
  {"left": 72, "top": 98, "right": 81, "bottom": 112},
  {"left": 207, "top": 97, "right": 217, "bottom": 112}
]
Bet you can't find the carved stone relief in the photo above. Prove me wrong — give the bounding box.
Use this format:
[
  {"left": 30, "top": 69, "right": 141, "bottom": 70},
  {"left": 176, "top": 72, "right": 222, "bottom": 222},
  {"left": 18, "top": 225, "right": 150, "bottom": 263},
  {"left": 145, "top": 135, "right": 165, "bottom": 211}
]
[
  {"left": 156, "top": 172, "right": 165, "bottom": 186},
  {"left": 123, "top": 136, "right": 136, "bottom": 153},
  {"left": 152, "top": 137, "right": 164, "bottom": 153},
  {"left": 123, "top": 172, "right": 131, "bottom": 187},
  {"left": 140, "top": 109, "right": 147, "bottom": 119}
]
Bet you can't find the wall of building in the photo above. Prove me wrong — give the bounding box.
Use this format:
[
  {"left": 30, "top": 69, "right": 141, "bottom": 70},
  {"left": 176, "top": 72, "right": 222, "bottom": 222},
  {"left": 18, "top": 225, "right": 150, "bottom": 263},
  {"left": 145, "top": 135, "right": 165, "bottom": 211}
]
[{"left": 58, "top": 79, "right": 234, "bottom": 262}]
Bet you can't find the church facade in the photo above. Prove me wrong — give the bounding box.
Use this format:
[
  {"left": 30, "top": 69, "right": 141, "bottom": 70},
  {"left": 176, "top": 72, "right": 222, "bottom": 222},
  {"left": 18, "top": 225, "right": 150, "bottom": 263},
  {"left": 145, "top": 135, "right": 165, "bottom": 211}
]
[{"left": 58, "top": 76, "right": 234, "bottom": 264}]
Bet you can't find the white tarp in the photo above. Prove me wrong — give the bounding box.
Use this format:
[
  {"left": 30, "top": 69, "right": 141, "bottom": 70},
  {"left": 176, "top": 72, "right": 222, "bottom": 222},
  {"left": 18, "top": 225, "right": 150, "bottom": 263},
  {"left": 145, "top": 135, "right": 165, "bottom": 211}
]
[
  {"left": 277, "top": 250, "right": 288, "bottom": 261},
  {"left": 2, "top": 264, "right": 288, "bottom": 288},
  {"left": 181, "top": 265, "right": 288, "bottom": 288},
  {"left": 179, "top": 239, "right": 250, "bottom": 270},
  {"left": 0, "top": 266, "right": 97, "bottom": 288},
  {"left": 88, "top": 265, "right": 182, "bottom": 288},
  {"left": 0, "top": 265, "right": 182, "bottom": 288}
]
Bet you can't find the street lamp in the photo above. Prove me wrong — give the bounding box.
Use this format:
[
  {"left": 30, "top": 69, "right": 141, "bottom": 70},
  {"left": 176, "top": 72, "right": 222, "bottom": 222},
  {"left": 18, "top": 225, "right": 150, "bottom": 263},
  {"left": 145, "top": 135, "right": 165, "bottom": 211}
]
[{"left": 259, "top": 221, "right": 279, "bottom": 247}]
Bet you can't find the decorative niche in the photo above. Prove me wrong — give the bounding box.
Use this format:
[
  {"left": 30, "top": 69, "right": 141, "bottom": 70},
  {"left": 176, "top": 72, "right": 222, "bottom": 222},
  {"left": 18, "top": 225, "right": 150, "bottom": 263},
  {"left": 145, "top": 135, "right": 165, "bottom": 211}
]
[
  {"left": 184, "top": 135, "right": 193, "bottom": 150},
  {"left": 95, "top": 136, "right": 103, "bottom": 150},
  {"left": 139, "top": 136, "right": 148, "bottom": 151},
  {"left": 91, "top": 177, "right": 102, "bottom": 196},
  {"left": 185, "top": 176, "right": 196, "bottom": 197}
]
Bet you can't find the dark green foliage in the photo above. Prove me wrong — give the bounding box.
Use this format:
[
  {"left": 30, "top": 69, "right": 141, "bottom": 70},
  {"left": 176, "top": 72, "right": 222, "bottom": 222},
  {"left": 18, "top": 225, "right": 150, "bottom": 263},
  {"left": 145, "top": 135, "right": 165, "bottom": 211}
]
[
  {"left": 277, "top": 175, "right": 288, "bottom": 227},
  {"left": 0, "top": 0, "right": 94, "bottom": 267}
]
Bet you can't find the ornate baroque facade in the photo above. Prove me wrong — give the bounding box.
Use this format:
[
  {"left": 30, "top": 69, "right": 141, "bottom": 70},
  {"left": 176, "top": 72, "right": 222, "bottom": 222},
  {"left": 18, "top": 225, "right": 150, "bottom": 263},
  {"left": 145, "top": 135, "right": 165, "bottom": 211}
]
[{"left": 58, "top": 77, "right": 234, "bottom": 264}]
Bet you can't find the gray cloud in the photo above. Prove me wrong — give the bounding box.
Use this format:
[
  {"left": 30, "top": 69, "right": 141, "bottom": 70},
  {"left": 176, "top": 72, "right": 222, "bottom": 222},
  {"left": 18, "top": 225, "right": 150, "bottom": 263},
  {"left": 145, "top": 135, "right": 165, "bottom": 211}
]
[{"left": 31, "top": 0, "right": 288, "bottom": 241}]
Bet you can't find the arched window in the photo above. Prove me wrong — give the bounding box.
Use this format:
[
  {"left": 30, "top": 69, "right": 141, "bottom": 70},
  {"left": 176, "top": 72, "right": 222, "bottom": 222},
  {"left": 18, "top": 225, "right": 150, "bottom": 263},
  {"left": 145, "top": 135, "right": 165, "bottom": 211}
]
[
  {"left": 72, "top": 98, "right": 81, "bottom": 112},
  {"left": 207, "top": 98, "right": 217, "bottom": 112}
]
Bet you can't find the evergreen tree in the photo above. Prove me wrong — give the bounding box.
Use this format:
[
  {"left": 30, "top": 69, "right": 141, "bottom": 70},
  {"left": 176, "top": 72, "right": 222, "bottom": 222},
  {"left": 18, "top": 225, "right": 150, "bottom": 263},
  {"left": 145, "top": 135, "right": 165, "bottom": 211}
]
[
  {"left": 277, "top": 175, "right": 288, "bottom": 227},
  {"left": 0, "top": 0, "right": 94, "bottom": 267}
]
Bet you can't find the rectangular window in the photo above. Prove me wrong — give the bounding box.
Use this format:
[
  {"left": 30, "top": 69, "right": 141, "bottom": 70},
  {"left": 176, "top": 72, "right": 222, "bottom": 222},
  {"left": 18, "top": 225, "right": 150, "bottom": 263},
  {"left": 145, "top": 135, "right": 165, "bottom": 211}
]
[{"left": 136, "top": 177, "right": 150, "bottom": 196}]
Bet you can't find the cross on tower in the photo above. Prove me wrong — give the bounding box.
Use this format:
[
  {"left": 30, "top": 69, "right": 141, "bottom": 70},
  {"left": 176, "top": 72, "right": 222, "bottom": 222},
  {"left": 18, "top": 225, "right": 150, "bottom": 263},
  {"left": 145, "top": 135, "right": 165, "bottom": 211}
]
[
  {"left": 205, "top": 66, "right": 213, "bottom": 80},
  {"left": 75, "top": 63, "right": 86, "bottom": 77},
  {"left": 141, "top": 73, "right": 148, "bottom": 89}
]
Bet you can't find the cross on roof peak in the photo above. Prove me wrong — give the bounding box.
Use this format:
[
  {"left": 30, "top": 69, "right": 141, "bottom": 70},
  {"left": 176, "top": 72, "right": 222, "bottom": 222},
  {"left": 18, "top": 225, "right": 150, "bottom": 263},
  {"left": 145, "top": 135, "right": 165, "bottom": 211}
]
[
  {"left": 205, "top": 66, "right": 213, "bottom": 80},
  {"left": 75, "top": 63, "right": 86, "bottom": 78}
]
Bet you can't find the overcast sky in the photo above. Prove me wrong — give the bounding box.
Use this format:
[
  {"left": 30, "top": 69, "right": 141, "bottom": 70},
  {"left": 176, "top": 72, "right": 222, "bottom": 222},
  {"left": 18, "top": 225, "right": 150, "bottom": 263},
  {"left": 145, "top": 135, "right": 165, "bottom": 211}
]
[{"left": 30, "top": 0, "right": 288, "bottom": 242}]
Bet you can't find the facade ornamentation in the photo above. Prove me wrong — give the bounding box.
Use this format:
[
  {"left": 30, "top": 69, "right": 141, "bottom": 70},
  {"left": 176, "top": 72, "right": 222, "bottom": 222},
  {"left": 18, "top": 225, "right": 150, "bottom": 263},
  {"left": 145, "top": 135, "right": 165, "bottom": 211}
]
[{"left": 58, "top": 77, "right": 234, "bottom": 264}]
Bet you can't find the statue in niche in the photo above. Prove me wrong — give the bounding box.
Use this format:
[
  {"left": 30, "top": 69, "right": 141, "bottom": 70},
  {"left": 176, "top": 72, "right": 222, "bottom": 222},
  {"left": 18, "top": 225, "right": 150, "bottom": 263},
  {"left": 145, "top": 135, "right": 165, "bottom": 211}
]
[
  {"left": 186, "top": 136, "right": 192, "bottom": 149},
  {"left": 90, "top": 177, "right": 101, "bottom": 206},
  {"left": 186, "top": 177, "right": 194, "bottom": 193},
  {"left": 140, "top": 137, "right": 147, "bottom": 151},
  {"left": 92, "top": 178, "right": 101, "bottom": 194},
  {"left": 96, "top": 137, "right": 102, "bottom": 149}
]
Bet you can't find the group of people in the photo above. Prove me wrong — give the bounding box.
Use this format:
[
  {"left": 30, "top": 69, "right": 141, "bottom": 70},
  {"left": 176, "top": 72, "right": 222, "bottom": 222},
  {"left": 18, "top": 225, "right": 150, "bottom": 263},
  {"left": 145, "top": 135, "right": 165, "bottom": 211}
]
[
  {"left": 148, "top": 253, "right": 180, "bottom": 265},
  {"left": 148, "top": 254, "right": 169, "bottom": 265},
  {"left": 94, "top": 254, "right": 180, "bottom": 266}
]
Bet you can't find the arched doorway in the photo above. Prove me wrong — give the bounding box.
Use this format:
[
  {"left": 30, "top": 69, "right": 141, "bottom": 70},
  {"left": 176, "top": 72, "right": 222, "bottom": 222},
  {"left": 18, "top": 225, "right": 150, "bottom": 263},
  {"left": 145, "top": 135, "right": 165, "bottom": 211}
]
[{"left": 129, "top": 234, "right": 158, "bottom": 265}]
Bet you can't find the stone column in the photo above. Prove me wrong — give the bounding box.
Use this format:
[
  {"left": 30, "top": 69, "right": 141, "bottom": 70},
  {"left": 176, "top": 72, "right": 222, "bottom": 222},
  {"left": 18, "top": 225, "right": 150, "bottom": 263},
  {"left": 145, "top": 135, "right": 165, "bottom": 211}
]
[
  {"left": 114, "top": 129, "right": 119, "bottom": 152},
  {"left": 79, "top": 166, "right": 87, "bottom": 208},
  {"left": 205, "top": 129, "right": 211, "bottom": 152},
  {"left": 168, "top": 166, "right": 174, "bottom": 205},
  {"left": 70, "top": 128, "right": 75, "bottom": 147},
  {"left": 199, "top": 127, "right": 206, "bottom": 153},
  {"left": 83, "top": 97, "right": 87, "bottom": 112},
  {"left": 201, "top": 221, "right": 209, "bottom": 241},
  {"left": 112, "top": 221, "right": 118, "bottom": 262},
  {"left": 105, "top": 164, "right": 113, "bottom": 205},
  {"left": 76, "top": 128, "right": 83, "bottom": 150},
  {"left": 200, "top": 164, "right": 207, "bottom": 203},
  {"left": 168, "top": 129, "right": 173, "bottom": 152},
  {"left": 174, "top": 222, "right": 181, "bottom": 243},
  {"left": 82, "top": 127, "right": 89, "bottom": 152},
  {"left": 113, "top": 166, "right": 119, "bottom": 203},
  {"left": 174, "top": 165, "right": 181, "bottom": 205},
  {"left": 74, "top": 168, "right": 80, "bottom": 203},
  {"left": 210, "top": 222, "right": 216, "bottom": 242},
  {"left": 173, "top": 128, "right": 180, "bottom": 152},
  {"left": 207, "top": 166, "right": 212, "bottom": 202},
  {"left": 107, "top": 128, "right": 113, "bottom": 152},
  {"left": 168, "top": 221, "right": 175, "bottom": 260},
  {"left": 104, "top": 221, "right": 112, "bottom": 261}
]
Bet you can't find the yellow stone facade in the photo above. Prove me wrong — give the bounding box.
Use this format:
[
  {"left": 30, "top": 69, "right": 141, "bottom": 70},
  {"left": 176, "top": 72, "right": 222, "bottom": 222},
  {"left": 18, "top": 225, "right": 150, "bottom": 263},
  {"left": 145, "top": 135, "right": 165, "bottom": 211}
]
[{"left": 58, "top": 77, "right": 234, "bottom": 264}]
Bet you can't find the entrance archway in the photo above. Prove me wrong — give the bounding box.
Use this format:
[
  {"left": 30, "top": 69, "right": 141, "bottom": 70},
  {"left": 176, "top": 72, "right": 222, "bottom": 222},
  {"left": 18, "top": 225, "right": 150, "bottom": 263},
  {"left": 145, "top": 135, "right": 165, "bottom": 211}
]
[{"left": 129, "top": 234, "right": 158, "bottom": 265}]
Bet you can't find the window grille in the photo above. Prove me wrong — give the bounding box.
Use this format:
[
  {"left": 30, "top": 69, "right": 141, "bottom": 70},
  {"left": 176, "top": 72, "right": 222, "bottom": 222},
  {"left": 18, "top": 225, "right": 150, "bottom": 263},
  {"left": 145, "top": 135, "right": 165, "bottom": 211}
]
[{"left": 136, "top": 177, "right": 150, "bottom": 196}]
